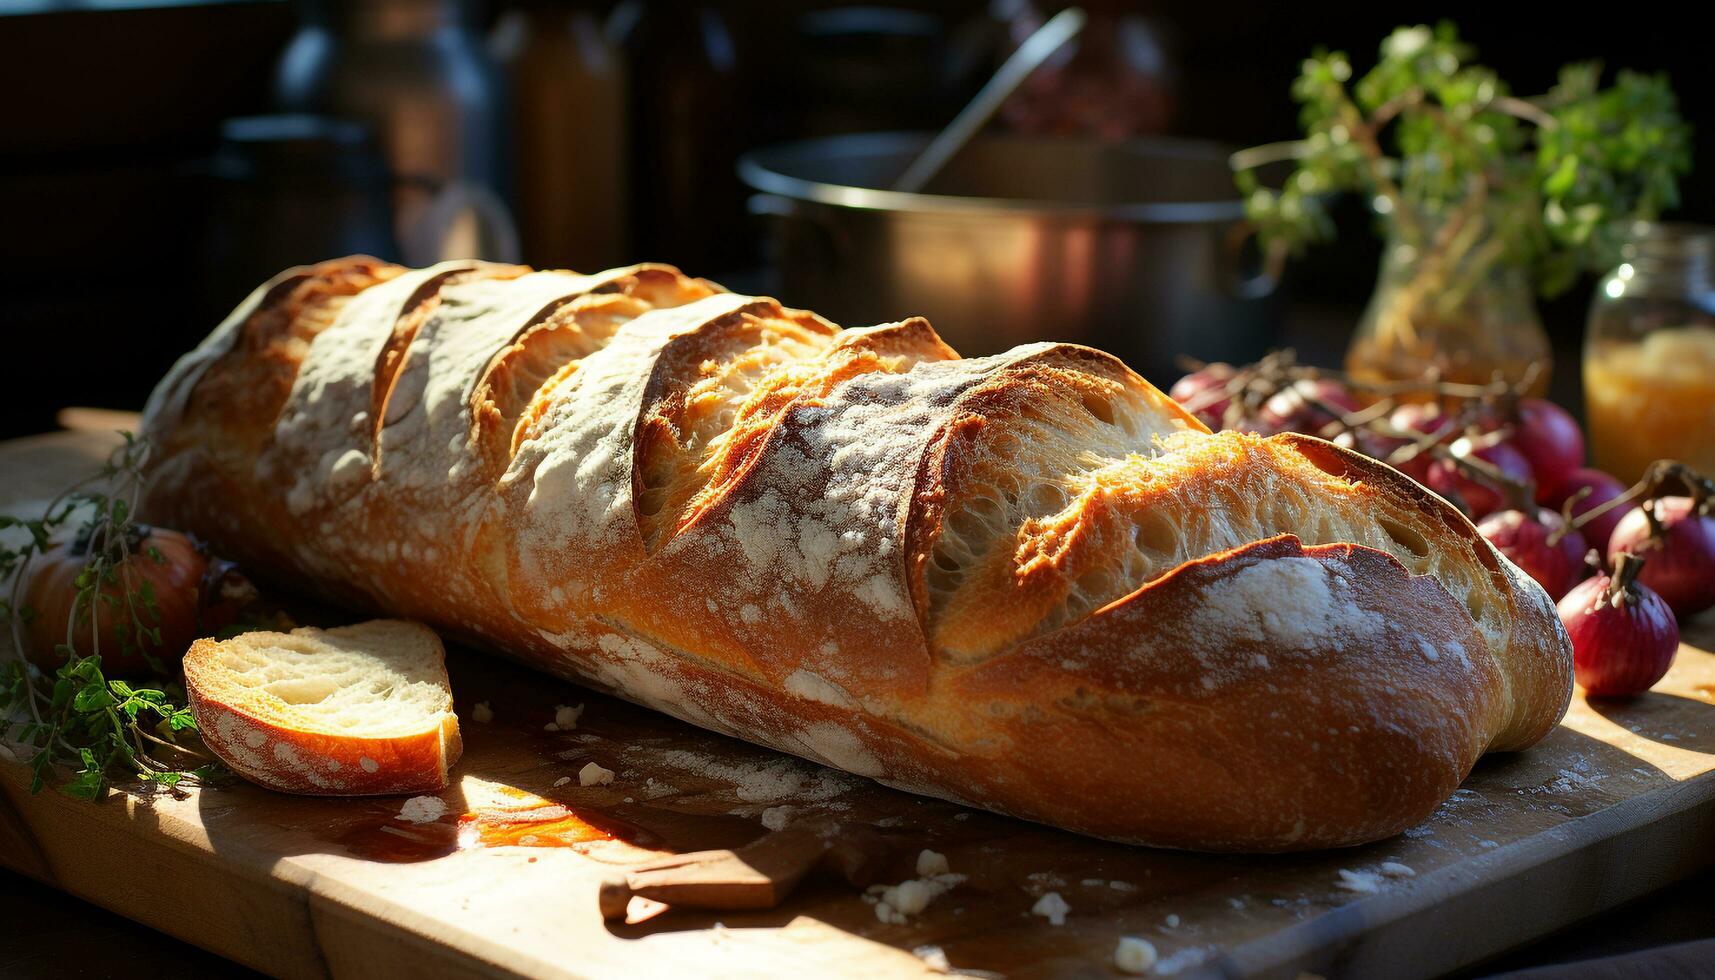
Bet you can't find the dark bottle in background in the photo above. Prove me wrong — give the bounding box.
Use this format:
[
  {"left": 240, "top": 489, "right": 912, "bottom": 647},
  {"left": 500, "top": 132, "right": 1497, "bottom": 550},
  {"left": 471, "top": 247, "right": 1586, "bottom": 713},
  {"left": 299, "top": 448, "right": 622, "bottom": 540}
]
[
  {"left": 274, "top": 0, "right": 519, "bottom": 264},
  {"left": 198, "top": 115, "right": 400, "bottom": 321},
  {"left": 490, "top": 1, "right": 628, "bottom": 273},
  {"left": 787, "top": 6, "right": 950, "bottom": 138},
  {"left": 609, "top": 0, "right": 748, "bottom": 274}
]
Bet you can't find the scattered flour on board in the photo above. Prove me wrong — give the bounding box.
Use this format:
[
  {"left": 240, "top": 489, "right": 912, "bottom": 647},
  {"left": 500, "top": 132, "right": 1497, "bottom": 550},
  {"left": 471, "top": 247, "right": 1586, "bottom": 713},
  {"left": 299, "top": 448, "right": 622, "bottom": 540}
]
[
  {"left": 1531, "top": 759, "right": 1600, "bottom": 795},
  {"left": 1153, "top": 947, "right": 1213, "bottom": 976},
  {"left": 1336, "top": 869, "right": 1383, "bottom": 893}
]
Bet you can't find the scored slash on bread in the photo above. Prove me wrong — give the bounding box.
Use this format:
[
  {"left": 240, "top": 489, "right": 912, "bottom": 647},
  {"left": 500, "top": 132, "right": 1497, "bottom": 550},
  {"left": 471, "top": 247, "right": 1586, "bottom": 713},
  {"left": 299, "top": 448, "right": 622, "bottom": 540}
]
[
  {"left": 184, "top": 620, "right": 462, "bottom": 795},
  {"left": 143, "top": 256, "right": 1572, "bottom": 850}
]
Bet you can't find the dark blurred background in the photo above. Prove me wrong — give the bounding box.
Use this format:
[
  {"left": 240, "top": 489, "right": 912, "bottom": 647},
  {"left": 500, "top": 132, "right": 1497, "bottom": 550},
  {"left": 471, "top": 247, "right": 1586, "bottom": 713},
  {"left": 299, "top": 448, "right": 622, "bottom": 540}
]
[{"left": 1, "top": 0, "right": 1710, "bottom": 439}]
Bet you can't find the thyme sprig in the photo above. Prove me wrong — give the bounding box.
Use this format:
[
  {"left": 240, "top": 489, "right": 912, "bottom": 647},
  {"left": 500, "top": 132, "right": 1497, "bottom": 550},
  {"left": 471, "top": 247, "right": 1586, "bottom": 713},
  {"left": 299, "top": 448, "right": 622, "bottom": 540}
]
[{"left": 0, "top": 433, "right": 218, "bottom": 798}]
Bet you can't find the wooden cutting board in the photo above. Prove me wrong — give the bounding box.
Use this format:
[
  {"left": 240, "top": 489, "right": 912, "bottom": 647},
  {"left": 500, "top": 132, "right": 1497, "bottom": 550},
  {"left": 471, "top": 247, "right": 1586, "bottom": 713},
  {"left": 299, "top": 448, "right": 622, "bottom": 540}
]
[{"left": 3, "top": 428, "right": 1714, "bottom": 979}]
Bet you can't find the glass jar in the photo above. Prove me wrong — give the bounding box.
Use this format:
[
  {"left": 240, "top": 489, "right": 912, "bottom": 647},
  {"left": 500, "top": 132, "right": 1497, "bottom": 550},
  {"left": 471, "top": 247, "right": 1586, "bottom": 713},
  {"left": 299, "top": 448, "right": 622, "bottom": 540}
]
[
  {"left": 1345, "top": 213, "right": 1552, "bottom": 396},
  {"left": 1584, "top": 222, "right": 1715, "bottom": 483}
]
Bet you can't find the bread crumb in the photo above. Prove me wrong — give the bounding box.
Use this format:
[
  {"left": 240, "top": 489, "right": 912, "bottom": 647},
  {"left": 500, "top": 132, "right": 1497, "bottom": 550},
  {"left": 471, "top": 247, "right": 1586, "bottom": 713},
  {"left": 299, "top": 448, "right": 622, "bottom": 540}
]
[
  {"left": 1114, "top": 936, "right": 1158, "bottom": 974},
  {"left": 760, "top": 805, "right": 793, "bottom": 831},
  {"left": 1165, "top": 913, "right": 1181, "bottom": 927},
  {"left": 1031, "top": 891, "right": 1070, "bottom": 926},
  {"left": 397, "top": 796, "right": 446, "bottom": 824},
  {"left": 871, "top": 873, "right": 965, "bottom": 924},
  {"left": 916, "top": 849, "right": 950, "bottom": 877},
  {"left": 579, "top": 762, "right": 615, "bottom": 786},
  {"left": 554, "top": 703, "right": 585, "bottom": 730},
  {"left": 886, "top": 880, "right": 933, "bottom": 916},
  {"left": 1379, "top": 862, "right": 1416, "bottom": 877},
  {"left": 913, "top": 945, "right": 950, "bottom": 973},
  {"left": 553, "top": 776, "right": 572, "bottom": 788},
  {"left": 471, "top": 701, "right": 493, "bottom": 723}
]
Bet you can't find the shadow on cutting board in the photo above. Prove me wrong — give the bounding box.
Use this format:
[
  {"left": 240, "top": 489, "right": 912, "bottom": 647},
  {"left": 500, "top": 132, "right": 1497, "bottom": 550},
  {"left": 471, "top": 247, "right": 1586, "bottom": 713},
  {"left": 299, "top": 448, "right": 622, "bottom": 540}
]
[
  {"left": 167, "top": 600, "right": 1715, "bottom": 979},
  {"left": 1589, "top": 691, "right": 1715, "bottom": 756}
]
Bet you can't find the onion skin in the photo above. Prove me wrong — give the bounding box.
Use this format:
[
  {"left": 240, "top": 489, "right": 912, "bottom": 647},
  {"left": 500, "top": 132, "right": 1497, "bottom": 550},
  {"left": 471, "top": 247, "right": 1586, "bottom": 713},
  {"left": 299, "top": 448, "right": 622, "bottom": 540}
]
[
  {"left": 1607, "top": 497, "right": 1715, "bottom": 617},
  {"left": 1169, "top": 366, "right": 1234, "bottom": 431},
  {"left": 19, "top": 527, "right": 252, "bottom": 676},
  {"left": 1259, "top": 379, "right": 1362, "bottom": 436},
  {"left": 1558, "top": 573, "right": 1680, "bottom": 698},
  {"left": 1512, "top": 399, "right": 1586, "bottom": 504},
  {"left": 1385, "top": 404, "right": 1452, "bottom": 482},
  {"left": 1478, "top": 508, "right": 1588, "bottom": 601},
  {"left": 1549, "top": 468, "right": 1630, "bottom": 555},
  {"left": 1427, "top": 438, "right": 1534, "bottom": 520}
]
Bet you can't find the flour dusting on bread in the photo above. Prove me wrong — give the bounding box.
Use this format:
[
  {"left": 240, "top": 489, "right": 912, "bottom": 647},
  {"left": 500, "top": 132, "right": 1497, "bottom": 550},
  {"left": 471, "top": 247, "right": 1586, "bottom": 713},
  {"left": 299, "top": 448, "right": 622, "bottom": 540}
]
[{"left": 142, "top": 257, "right": 1574, "bottom": 850}]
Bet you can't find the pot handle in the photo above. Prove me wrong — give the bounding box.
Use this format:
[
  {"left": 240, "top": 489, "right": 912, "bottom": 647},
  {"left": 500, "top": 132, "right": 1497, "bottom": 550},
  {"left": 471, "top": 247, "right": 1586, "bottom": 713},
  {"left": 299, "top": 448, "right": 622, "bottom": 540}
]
[
  {"left": 747, "top": 194, "right": 848, "bottom": 264},
  {"left": 1221, "top": 220, "right": 1284, "bottom": 300}
]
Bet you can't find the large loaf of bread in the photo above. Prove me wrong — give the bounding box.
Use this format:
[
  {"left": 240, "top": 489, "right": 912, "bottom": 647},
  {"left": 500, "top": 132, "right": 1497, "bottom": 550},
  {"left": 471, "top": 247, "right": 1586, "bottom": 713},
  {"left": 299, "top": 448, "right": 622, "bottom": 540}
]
[{"left": 140, "top": 257, "right": 1572, "bottom": 851}]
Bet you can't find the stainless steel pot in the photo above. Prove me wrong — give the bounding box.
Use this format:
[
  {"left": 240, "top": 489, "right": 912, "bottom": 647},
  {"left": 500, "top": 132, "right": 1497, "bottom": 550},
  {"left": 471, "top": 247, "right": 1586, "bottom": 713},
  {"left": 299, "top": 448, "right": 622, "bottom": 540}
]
[{"left": 739, "top": 132, "right": 1281, "bottom": 383}]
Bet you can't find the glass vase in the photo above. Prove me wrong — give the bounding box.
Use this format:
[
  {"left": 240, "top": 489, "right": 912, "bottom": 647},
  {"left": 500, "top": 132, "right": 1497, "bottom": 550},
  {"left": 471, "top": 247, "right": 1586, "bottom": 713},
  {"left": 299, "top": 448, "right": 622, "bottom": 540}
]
[{"left": 1344, "top": 218, "right": 1552, "bottom": 396}]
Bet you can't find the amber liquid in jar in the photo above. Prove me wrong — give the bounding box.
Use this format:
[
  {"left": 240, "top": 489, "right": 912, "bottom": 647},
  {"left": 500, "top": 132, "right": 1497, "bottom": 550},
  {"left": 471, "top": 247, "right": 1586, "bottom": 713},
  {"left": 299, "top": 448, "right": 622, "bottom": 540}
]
[{"left": 1585, "top": 325, "right": 1715, "bottom": 483}]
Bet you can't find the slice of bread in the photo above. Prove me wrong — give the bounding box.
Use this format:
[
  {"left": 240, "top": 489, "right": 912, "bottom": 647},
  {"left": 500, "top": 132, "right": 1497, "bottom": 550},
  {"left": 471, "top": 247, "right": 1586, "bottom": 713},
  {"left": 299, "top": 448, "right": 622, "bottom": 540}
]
[{"left": 184, "top": 620, "right": 462, "bottom": 795}]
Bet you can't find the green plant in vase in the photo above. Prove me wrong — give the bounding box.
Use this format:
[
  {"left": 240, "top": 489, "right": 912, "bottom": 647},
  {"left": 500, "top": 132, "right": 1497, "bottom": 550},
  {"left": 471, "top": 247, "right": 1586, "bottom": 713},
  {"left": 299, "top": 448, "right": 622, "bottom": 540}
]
[{"left": 1232, "top": 22, "right": 1691, "bottom": 394}]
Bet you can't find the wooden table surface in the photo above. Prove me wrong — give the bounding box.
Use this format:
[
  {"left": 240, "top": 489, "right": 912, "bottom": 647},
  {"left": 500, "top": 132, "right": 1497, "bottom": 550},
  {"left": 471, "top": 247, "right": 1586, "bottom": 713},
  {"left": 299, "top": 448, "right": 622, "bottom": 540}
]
[{"left": 3, "top": 428, "right": 1714, "bottom": 980}]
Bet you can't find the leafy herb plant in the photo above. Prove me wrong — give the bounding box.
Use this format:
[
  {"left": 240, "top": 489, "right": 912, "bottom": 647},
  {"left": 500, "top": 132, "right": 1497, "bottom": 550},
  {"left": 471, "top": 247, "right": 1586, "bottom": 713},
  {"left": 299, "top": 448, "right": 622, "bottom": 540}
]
[
  {"left": 0, "top": 434, "right": 218, "bottom": 798},
  {"left": 1232, "top": 23, "right": 1691, "bottom": 384}
]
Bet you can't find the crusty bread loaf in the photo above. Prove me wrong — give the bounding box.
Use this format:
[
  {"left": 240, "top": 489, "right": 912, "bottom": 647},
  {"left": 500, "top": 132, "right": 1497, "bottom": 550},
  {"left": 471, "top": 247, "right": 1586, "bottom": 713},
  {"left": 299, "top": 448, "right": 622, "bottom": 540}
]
[
  {"left": 184, "top": 620, "right": 461, "bottom": 795},
  {"left": 143, "top": 256, "right": 1572, "bottom": 850}
]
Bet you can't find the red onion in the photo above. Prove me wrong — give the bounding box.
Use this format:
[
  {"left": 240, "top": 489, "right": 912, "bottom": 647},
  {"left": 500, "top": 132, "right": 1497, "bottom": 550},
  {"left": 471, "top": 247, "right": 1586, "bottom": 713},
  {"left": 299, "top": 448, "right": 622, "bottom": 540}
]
[
  {"left": 1168, "top": 365, "right": 1235, "bottom": 430},
  {"left": 1558, "top": 558, "right": 1680, "bottom": 698},
  {"left": 1383, "top": 404, "right": 1457, "bottom": 482},
  {"left": 1477, "top": 508, "right": 1588, "bottom": 600},
  {"left": 1427, "top": 437, "right": 1534, "bottom": 520},
  {"left": 1260, "top": 379, "right": 1362, "bottom": 436},
  {"left": 1511, "top": 398, "right": 1586, "bottom": 504},
  {"left": 1389, "top": 402, "right": 1452, "bottom": 436},
  {"left": 1608, "top": 496, "right": 1715, "bottom": 617},
  {"left": 1549, "top": 468, "right": 1630, "bottom": 554}
]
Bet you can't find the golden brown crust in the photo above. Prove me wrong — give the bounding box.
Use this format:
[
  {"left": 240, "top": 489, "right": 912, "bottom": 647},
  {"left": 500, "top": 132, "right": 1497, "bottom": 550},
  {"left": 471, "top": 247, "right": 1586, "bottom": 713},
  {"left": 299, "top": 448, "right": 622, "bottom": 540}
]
[
  {"left": 1275, "top": 434, "right": 1574, "bottom": 749},
  {"left": 948, "top": 536, "right": 1501, "bottom": 848},
  {"left": 144, "top": 259, "right": 1573, "bottom": 850}
]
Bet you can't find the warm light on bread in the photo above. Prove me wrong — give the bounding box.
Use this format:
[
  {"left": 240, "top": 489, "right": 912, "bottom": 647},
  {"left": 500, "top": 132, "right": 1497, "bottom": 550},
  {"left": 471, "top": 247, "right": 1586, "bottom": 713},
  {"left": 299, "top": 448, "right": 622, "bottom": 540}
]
[
  {"left": 184, "top": 620, "right": 462, "bottom": 795},
  {"left": 144, "top": 257, "right": 1571, "bottom": 849}
]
